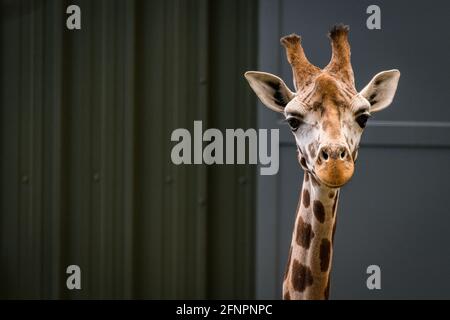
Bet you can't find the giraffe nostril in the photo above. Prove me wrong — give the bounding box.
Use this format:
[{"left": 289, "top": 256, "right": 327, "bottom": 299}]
[
  {"left": 340, "top": 150, "right": 346, "bottom": 160},
  {"left": 321, "top": 150, "right": 329, "bottom": 161}
]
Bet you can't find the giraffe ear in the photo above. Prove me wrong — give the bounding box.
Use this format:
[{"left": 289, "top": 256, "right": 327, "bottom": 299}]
[
  {"left": 244, "top": 71, "right": 295, "bottom": 113},
  {"left": 360, "top": 70, "right": 400, "bottom": 113}
]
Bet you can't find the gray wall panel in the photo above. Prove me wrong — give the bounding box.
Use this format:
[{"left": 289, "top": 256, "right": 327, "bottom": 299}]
[{"left": 257, "top": 0, "right": 450, "bottom": 299}]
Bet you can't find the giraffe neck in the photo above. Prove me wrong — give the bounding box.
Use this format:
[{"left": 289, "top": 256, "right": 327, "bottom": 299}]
[{"left": 283, "top": 172, "right": 340, "bottom": 300}]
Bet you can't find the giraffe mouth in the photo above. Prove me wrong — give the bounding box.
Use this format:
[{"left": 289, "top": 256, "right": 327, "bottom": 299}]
[
  {"left": 314, "top": 160, "right": 354, "bottom": 188},
  {"left": 318, "top": 178, "right": 348, "bottom": 188}
]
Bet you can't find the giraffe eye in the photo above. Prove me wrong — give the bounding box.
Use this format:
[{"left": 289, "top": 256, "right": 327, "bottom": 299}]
[
  {"left": 286, "top": 117, "right": 302, "bottom": 131},
  {"left": 356, "top": 113, "right": 370, "bottom": 128}
]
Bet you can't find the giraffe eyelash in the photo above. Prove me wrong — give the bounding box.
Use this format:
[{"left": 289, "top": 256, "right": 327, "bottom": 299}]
[{"left": 284, "top": 117, "right": 304, "bottom": 132}]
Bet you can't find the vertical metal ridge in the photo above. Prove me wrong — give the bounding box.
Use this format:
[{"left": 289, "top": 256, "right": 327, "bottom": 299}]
[
  {"left": 112, "top": 0, "right": 121, "bottom": 299},
  {"left": 99, "top": 0, "right": 109, "bottom": 297},
  {"left": 1, "top": 0, "right": 22, "bottom": 299},
  {"left": 122, "top": 0, "right": 136, "bottom": 300},
  {"left": 48, "top": 0, "right": 63, "bottom": 299},
  {"left": 89, "top": 0, "right": 97, "bottom": 298},
  {"left": 162, "top": 0, "right": 175, "bottom": 299},
  {"left": 58, "top": 0, "right": 72, "bottom": 300},
  {"left": 161, "top": 0, "right": 168, "bottom": 299},
  {"left": 173, "top": 0, "right": 182, "bottom": 299},
  {"left": 18, "top": 0, "right": 32, "bottom": 297},
  {"left": 85, "top": 0, "right": 93, "bottom": 299},
  {"left": 89, "top": 0, "right": 102, "bottom": 298},
  {"left": 32, "top": 0, "right": 44, "bottom": 298},
  {"left": 196, "top": 0, "right": 208, "bottom": 299}
]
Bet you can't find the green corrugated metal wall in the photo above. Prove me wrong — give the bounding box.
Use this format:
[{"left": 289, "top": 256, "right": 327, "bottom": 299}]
[{"left": 0, "top": 0, "right": 257, "bottom": 299}]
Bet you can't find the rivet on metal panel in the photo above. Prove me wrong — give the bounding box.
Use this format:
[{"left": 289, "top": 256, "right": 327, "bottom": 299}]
[
  {"left": 198, "top": 197, "right": 206, "bottom": 206},
  {"left": 93, "top": 173, "right": 100, "bottom": 182},
  {"left": 165, "top": 175, "right": 173, "bottom": 184},
  {"left": 199, "top": 77, "right": 207, "bottom": 85},
  {"left": 21, "top": 175, "right": 29, "bottom": 184},
  {"left": 238, "top": 176, "right": 247, "bottom": 185}
]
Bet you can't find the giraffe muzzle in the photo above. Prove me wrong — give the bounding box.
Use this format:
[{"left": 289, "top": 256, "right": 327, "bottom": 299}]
[{"left": 315, "top": 144, "right": 354, "bottom": 188}]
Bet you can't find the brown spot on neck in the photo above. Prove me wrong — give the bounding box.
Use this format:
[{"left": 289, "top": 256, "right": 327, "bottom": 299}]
[
  {"left": 291, "top": 260, "right": 314, "bottom": 292},
  {"left": 296, "top": 216, "right": 315, "bottom": 249},
  {"left": 320, "top": 239, "right": 331, "bottom": 272},
  {"left": 313, "top": 200, "right": 326, "bottom": 223},
  {"left": 283, "top": 291, "right": 291, "bottom": 300},
  {"left": 302, "top": 189, "right": 310, "bottom": 208}
]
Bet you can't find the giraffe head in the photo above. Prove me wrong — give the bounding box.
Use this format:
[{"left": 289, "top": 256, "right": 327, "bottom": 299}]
[{"left": 245, "top": 25, "right": 400, "bottom": 188}]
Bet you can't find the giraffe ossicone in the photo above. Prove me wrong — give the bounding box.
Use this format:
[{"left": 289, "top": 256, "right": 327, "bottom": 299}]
[{"left": 244, "top": 24, "right": 400, "bottom": 300}]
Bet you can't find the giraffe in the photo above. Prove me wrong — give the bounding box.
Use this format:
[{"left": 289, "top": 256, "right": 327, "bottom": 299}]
[{"left": 244, "top": 25, "right": 400, "bottom": 300}]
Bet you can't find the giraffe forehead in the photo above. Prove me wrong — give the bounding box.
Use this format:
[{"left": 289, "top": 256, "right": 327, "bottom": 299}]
[{"left": 298, "top": 72, "right": 356, "bottom": 110}]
